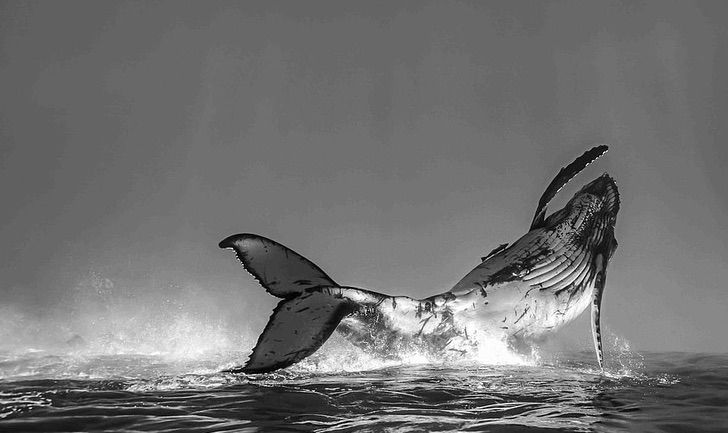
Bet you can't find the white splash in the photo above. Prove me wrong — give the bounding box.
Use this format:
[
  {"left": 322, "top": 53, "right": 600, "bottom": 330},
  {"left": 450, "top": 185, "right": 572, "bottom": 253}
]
[{"left": 289, "top": 333, "right": 538, "bottom": 374}]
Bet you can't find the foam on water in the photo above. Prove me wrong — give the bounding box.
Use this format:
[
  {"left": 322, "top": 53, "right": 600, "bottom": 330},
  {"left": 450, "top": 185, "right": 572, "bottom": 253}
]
[{"left": 2, "top": 326, "right": 723, "bottom": 432}]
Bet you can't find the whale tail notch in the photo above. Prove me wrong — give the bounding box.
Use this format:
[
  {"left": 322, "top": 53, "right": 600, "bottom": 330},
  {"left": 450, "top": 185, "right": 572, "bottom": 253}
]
[{"left": 219, "top": 234, "right": 355, "bottom": 373}]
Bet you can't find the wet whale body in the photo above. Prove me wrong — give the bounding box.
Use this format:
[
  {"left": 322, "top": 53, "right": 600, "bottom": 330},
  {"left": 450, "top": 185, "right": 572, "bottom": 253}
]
[{"left": 220, "top": 146, "right": 619, "bottom": 374}]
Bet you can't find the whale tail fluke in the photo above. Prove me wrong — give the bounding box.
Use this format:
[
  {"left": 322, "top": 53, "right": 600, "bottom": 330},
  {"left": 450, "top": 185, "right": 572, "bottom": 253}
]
[
  {"left": 231, "top": 291, "right": 356, "bottom": 373},
  {"left": 220, "top": 234, "right": 355, "bottom": 373},
  {"left": 219, "top": 233, "right": 338, "bottom": 297}
]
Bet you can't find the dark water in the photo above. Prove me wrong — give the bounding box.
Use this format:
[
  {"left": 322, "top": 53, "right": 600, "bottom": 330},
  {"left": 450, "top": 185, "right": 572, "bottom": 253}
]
[{"left": 0, "top": 350, "right": 726, "bottom": 432}]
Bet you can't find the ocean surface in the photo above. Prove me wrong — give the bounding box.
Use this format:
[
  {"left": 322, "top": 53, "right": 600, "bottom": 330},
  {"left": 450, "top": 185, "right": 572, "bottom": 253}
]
[{"left": 0, "top": 348, "right": 726, "bottom": 432}]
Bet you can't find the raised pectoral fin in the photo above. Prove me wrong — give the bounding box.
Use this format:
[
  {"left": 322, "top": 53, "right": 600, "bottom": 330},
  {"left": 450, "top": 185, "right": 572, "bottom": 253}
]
[{"left": 531, "top": 145, "right": 609, "bottom": 231}]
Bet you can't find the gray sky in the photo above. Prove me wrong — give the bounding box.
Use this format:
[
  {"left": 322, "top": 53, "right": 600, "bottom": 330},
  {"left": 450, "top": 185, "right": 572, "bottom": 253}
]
[{"left": 1, "top": 1, "right": 726, "bottom": 353}]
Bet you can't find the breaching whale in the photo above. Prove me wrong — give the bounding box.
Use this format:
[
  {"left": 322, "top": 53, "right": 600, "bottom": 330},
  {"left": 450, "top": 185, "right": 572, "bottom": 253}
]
[{"left": 220, "top": 145, "right": 619, "bottom": 373}]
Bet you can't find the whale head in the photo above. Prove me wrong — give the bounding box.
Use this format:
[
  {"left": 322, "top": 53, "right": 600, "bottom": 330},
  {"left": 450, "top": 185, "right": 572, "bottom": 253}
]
[
  {"left": 535, "top": 172, "right": 619, "bottom": 369},
  {"left": 452, "top": 146, "right": 620, "bottom": 369},
  {"left": 545, "top": 173, "right": 620, "bottom": 255}
]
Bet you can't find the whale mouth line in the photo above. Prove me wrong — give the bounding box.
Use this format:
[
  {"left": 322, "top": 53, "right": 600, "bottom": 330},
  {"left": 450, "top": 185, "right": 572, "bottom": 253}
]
[{"left": 577, "top": 173, "right": 620, "bottom": 214}]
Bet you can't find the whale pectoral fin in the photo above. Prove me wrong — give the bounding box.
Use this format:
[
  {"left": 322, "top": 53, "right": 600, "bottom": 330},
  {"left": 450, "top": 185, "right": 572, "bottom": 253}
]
[
  {"left": 591, "top": 254, "right": 607, "bottom": 371},
  {"left": 530, "top": 145, "right": 609, "bottom": 231},
  {"left": 219, "top": 234, "right": 338, "bottom": 298},
  {"left": 231, "top": 291, "right": 356, "bottom": 374}
]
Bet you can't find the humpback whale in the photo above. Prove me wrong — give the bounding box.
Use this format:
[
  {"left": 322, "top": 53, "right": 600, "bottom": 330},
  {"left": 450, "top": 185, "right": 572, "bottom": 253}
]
[{"left": 220, "top": 146, "right": 619, "bottom": 373}]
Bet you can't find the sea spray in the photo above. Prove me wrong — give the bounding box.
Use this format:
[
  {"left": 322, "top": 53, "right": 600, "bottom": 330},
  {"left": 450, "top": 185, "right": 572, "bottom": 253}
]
[{"left": 0, "top": 271, "right": 261, "bottom": 368}]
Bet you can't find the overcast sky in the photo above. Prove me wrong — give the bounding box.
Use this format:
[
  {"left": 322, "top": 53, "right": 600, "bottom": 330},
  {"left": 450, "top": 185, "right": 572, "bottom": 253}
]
[{"left": 1, "top": 1, "right": 726, "bottom": 353}]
